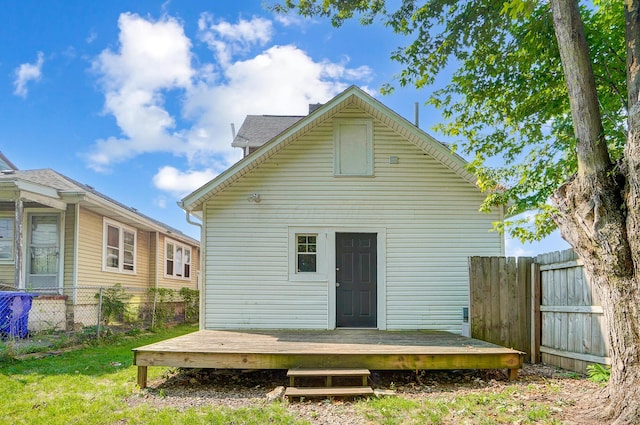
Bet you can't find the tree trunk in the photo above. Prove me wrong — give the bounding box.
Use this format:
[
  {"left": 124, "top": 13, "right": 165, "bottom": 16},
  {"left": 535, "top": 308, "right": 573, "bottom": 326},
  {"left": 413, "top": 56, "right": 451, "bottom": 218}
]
[
  {"left": 550, "top": 0, "right": 640, "bottom": 423},
  {"left": 552, "top": 139, "right": 640, "bottom": 425}
]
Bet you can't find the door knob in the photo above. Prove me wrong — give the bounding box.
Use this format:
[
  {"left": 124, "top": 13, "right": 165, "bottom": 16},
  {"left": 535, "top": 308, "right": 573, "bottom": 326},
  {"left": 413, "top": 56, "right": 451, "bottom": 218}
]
[{"left": 336, "top": 282, "right": 341, "bottom": 287}]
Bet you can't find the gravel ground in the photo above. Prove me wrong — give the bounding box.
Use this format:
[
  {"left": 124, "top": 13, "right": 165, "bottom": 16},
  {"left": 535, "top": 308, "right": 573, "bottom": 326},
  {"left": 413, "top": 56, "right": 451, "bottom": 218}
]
[{"left": 127, "top": 364, "right": 602, "bottom": 424}]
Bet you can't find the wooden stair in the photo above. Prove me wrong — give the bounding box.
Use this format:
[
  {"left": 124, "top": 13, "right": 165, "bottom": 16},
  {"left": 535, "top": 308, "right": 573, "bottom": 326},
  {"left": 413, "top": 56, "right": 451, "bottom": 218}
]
[{"left": 285, "top": 368, "right": 374, "bottom": 398}]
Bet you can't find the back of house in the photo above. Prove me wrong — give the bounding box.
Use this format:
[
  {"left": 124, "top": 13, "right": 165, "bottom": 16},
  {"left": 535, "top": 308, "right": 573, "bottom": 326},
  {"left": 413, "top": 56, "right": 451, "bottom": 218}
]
[{"left": 181, "top": 86, "right": 504, "bottom": 333}]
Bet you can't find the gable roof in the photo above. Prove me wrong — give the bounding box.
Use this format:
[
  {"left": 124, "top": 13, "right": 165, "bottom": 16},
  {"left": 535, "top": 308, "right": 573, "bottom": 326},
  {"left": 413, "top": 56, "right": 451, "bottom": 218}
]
[
  {"left": 181, "top": 85, "right": 477, "bottom": 213},
  {"left": 231, "top": 115, "right": 304, "bottom": 149},
  {"left": 0, "top": 168, "right": 198, "bottom": 246}
]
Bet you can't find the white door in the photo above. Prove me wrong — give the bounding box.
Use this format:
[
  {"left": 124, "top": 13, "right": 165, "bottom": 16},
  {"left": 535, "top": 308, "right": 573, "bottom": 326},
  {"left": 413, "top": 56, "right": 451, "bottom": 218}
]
[{"left": 26, "top": 214, "right": 60, "bottom": 291}]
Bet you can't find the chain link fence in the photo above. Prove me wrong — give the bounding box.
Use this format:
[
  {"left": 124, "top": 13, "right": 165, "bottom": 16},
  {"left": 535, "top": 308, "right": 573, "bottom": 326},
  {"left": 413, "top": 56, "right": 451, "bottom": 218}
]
[{"left": 1, "top": 284, "right": 199, "bottom": 348}]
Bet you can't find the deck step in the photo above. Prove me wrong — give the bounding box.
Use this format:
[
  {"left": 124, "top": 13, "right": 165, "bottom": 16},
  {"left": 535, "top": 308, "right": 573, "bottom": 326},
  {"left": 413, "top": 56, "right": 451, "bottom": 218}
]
[
  {"left": 287, "top": 368, "right": 370, "bottom": 378},
  {"left": 287, "top": 368, "right": 370, "bottom": 387},
  {"left": 285, "top": 386, "right": 375, "bottom": 398}
]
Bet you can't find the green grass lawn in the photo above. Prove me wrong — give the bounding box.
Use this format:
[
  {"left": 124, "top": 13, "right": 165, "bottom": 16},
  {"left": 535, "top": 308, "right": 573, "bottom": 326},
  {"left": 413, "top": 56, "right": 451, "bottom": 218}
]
[
  {"left": 0, "top": 325, "right": 304, "bottom": 425},
  {"left": 0, "top": 325, "right": 589, "bottom": 424}
]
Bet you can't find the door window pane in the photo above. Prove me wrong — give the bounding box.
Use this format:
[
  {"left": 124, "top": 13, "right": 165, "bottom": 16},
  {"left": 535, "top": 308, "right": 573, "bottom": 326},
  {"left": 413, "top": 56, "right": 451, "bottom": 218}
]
[{"left": 28, "top": 215, "right": 59, "bottom": 290}]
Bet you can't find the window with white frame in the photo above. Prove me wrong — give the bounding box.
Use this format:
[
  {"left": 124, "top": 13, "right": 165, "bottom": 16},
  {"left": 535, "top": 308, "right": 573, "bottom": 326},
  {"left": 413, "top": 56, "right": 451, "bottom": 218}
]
[
  {"left": 103, "top": 219, "right": 136, "bottom": 273},
  {"left": 165, "top": 239, "right": 191, "bottom": 279},
  {"left": 288, "top": 228, "right": 326, "bottom": 281},
  {"left": 0, "top": 217, "right": 13, "bottom": 261}
]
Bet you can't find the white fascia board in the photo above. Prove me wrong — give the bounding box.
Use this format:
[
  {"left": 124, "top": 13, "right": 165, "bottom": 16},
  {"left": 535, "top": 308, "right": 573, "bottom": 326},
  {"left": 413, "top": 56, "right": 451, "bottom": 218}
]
[
  {"left": 86, "top": 192, "right": 154, "bottom": 227},
  {"left": 5, "top": 180, "right": 67, "bottom": 210},
  {"left": 19, "top": 190, "right": 67, "bottom": 210},
  {"left": 0, "top": 179, "right": 68, "bottom": 209},
  {"left": 350, "top": 89, "right": 477, "bottom": 186},
  {"left": 82, "top": 192, "right": 199, "bottom": 246},
  {"left": 14, "top": 180, "right": 62, "bottom": 199}
]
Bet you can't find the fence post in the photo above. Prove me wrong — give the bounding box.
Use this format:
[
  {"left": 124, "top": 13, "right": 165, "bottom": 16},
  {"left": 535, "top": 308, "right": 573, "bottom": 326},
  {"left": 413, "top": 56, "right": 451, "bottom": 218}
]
[
  {"left": 530, "top": 262, "right": 541, "bottom": 363},
  {"left": 151, "top": 289, "right": 157, "bottom": 329},
  {"left": 96, "top": 287, "right": 103, "bottom": 338}
]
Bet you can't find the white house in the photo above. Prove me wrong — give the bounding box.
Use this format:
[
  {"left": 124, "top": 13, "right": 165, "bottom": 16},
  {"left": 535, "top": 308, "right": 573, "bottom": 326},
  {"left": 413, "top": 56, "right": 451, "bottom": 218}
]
[{"left": 180, "top": 86, "right": 504, "bottom": 332}]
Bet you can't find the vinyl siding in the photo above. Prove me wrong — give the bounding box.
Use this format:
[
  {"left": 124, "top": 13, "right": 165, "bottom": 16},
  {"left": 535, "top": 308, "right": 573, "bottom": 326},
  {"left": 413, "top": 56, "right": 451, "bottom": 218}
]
[
  {"left": 0, "top": 266, "right": 13, "bottom": 284},
  {"left": 0, "top": 202, "right": 15, "bottom": 285},
  {"left": 203, "top": 107, "right": 503, "bottom": 331},
  {"left": 76, "top": 207, "right": 151, "bottom": 289}
]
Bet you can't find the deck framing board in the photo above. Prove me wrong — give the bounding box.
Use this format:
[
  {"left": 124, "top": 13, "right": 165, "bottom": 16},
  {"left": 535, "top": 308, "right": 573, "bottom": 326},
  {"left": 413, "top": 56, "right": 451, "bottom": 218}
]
[{"left": 133, "top": 330, "right": 524, "bottom": 388}]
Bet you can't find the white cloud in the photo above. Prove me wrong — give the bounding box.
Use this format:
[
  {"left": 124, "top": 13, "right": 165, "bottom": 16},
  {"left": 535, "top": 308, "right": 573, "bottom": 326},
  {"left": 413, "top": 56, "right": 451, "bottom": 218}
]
[
  {"left": 274, "top": 14, "right": 306, "bottom": 28},
  {"left": 86, "top": 13, "right": 194, "bottom": 171},
  {"left": 87, "top": 12, "right": 374, "bottom": 196},
  {"left": 86, "top": 30, "right": 97, "bottom": 44},
  {"left": 13, "top": 52, "right": 44, "bottom": 98},
  {"left": 153, "top": 166, "right": 217, "bottom": 197},
  {"left": 198, "top": 14, "right": 272, "bottom": 66}
]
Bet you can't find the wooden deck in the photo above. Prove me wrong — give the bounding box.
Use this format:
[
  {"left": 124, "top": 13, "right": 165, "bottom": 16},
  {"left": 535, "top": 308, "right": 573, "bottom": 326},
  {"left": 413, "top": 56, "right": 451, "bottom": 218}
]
[{"left": 133, "top": 329, "right": 525, "bottom": 388}]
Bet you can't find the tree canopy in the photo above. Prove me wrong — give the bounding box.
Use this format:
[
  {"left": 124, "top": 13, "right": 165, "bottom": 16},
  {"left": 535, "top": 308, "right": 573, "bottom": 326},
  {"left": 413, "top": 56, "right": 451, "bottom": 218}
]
[
  {"left": 274, "top": 2, "right": 640, "bottom": 423},
  {"left": 273, "top": 0, "right": 626, "bottom": 241}
]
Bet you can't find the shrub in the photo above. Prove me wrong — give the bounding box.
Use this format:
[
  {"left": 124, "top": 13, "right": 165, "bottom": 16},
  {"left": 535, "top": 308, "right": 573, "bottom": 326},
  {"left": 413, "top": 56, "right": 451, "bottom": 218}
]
[
  {"left": 148, "top": 287, "right": 175, "bottom": 329},
  {"left": 96, "top": 284, "right": 131, "bottom": 325},
  {"left": 179, "top": 287, "right": 199, "bottom": 324}
]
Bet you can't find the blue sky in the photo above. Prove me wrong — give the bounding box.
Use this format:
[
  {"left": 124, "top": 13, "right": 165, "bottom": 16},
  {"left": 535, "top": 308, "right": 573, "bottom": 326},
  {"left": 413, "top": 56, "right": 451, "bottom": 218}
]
[{"left": 0, "top": 0, "right": 569, "bottom": 256}]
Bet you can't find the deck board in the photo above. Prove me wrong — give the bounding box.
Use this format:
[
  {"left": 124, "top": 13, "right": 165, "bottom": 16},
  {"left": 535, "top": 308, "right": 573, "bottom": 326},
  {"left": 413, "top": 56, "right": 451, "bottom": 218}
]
[{"left": 133, "top": 329, "right": 524, "bottom": 388}]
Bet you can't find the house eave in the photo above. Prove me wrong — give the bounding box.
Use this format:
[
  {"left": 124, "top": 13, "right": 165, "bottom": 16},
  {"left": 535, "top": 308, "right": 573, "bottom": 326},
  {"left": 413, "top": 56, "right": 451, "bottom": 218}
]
[{"left": 0, "top": 179, "right": 68, "bottom": 210}]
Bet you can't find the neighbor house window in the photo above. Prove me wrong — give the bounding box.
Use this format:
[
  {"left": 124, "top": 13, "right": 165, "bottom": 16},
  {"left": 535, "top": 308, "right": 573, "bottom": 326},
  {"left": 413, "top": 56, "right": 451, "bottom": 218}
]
[
  {"left": 103, "top": 219, "right": 136, "bottom": 273},
  {"left": 165, "top": 239, "right": 191, "bottom": 279},
  {"left": 296, "top": 234, "right": 317, "bottom": 273},
  {"left": 0, "top": 217, "right": 13, "bottom": 261},
  {"left": 334, "top": 119, "right": 374, "bottom": 176}
]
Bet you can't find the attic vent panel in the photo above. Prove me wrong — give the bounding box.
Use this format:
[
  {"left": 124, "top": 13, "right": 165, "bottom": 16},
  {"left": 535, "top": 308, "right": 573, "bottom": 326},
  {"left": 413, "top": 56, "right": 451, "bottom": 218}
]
[{"left": 333, "top": 119, "right": 373, "bottom": 176}]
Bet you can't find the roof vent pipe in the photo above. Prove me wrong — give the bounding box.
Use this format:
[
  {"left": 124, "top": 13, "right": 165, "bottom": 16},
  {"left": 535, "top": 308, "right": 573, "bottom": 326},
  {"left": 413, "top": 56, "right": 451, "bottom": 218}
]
[
  {"left": 230, "top": 123, "right": 236, "bottom": 139},
  {"left": 414, "top": 102, "right": 419, "bottom": 128}
]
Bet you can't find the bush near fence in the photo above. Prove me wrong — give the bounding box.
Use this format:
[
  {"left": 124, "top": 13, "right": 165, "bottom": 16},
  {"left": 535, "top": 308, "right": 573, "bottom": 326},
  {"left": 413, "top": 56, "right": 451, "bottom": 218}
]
[{"left": 1, "top": 284, "right": 199, "bottom": 341}]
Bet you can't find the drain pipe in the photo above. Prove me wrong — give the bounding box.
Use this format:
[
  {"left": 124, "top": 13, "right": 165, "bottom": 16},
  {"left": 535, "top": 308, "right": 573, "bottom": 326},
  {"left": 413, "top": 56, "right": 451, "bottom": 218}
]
[
  {"left": 185, "top": 210, "right": 202, "bottom": 229},
  {"left": 181, "top": 205, "right": 204, "bottom": 329}
]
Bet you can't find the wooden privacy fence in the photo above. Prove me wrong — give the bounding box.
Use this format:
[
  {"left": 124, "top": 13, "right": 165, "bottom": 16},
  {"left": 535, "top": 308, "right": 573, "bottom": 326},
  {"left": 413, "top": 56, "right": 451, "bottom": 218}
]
[
  {"left": 469, "top": 250, "right": 610, "bottom": 374},
  {"left": 469, "top": 256, "right": 533, "bottom": 361}
]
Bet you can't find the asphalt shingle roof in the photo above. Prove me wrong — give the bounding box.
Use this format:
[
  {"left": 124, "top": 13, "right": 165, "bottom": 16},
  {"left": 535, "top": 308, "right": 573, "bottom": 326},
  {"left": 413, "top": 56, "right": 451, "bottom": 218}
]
[
  {"left": 0, "top": 168, "right": 198, "bottom": 245},
  {"left": 231, "top": 115, "right": 304, "bottom": 148}
]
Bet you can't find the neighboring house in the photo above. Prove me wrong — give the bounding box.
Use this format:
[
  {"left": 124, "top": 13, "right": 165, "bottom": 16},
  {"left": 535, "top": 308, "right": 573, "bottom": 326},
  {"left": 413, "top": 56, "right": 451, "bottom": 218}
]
[
  {"left": 0, "top": 156, "right": 200, "bottom": 330},
  {"left": 180, "top": 86, "right": 504, "bottom": 333}
]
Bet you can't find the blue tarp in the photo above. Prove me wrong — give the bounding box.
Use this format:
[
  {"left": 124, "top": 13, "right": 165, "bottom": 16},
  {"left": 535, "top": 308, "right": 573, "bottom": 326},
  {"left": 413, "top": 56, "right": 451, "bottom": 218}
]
[{"left": 0, "top": 292, "right": 38, "bottom": 338}]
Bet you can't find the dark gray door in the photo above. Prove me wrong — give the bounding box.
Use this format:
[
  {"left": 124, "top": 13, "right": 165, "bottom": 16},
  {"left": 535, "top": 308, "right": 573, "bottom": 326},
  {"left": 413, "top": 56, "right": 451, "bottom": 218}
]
[{"left": 336, "top": 233, "right": 377, "bottom": 328}]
